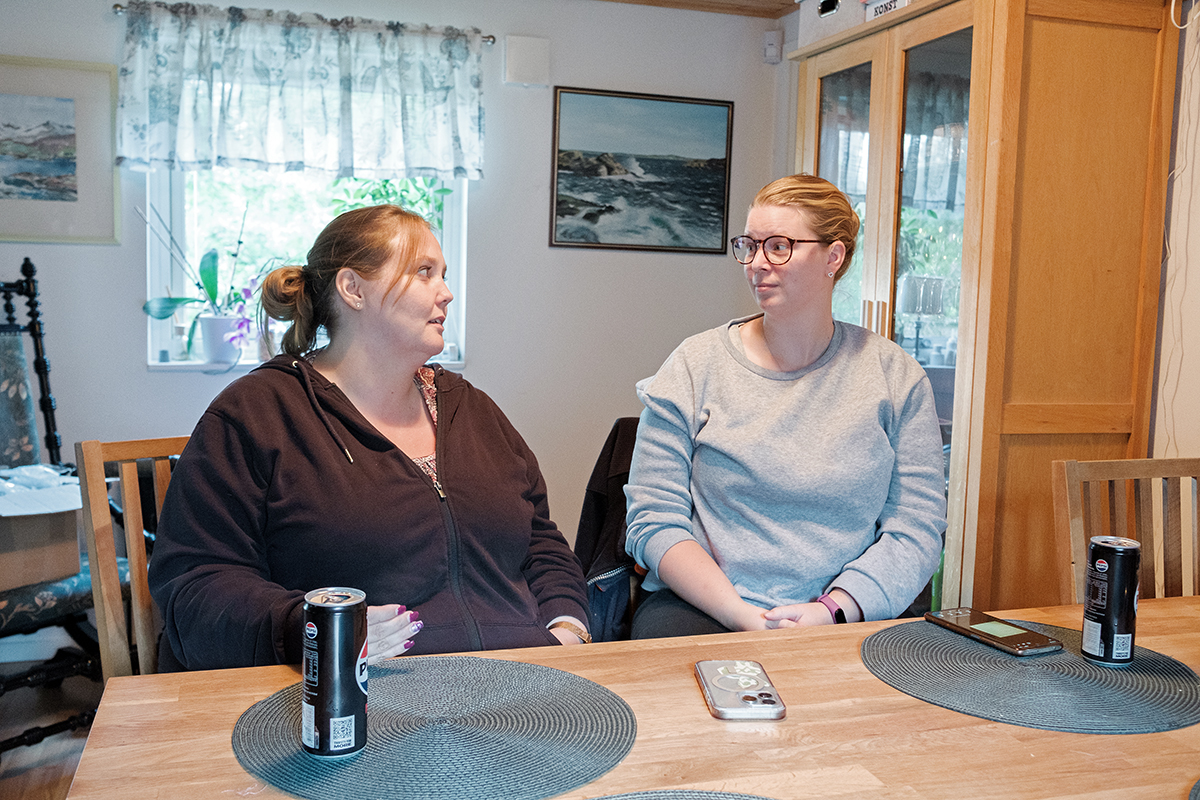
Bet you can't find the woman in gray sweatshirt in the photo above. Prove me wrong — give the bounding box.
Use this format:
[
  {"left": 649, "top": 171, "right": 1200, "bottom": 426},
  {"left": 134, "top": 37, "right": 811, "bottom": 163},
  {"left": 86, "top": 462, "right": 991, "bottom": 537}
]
[{"left": 624, "top": 174, "right": 947, "bottom": 638}]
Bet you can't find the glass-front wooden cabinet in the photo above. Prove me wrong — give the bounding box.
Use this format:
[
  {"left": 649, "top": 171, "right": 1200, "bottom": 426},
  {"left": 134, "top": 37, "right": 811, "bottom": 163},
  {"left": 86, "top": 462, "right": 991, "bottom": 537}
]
[{"left": 791, "top": 0, "right": 1177, "bottom": 611}]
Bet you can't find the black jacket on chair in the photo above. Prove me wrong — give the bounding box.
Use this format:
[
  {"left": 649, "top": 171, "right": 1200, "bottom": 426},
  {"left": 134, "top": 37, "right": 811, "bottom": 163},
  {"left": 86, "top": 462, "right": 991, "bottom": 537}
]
[{"left": 574, "top": 417, "right": 641, "bottom": 642}]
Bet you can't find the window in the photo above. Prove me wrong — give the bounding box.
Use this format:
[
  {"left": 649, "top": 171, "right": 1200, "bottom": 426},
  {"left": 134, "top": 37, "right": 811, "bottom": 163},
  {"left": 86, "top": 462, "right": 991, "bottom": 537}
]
[{"left": 145, "top": 169, "right": 467, "bottom": 371}]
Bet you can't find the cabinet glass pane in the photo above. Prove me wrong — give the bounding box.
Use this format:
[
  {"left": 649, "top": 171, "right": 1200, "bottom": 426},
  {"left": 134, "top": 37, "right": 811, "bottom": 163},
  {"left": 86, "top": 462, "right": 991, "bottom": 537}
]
[
  {"left": 891, "top": 27, "right": 971, "bottom": 488},
  {"left": 818, "top": 62, "right": 871, "bottom": 325}
]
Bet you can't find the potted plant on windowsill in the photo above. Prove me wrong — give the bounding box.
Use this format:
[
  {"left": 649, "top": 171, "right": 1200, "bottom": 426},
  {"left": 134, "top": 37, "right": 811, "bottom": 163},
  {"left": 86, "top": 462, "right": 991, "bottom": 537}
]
[{"left": 141, "top": 207, "right": 267, "bottom": 366}]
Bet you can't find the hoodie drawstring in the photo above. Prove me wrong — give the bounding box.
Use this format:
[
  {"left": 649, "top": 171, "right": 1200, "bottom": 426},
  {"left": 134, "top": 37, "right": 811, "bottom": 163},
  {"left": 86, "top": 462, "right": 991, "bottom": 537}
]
[{"left": 293, "top": 359, "right": 355, "bottom": 463}]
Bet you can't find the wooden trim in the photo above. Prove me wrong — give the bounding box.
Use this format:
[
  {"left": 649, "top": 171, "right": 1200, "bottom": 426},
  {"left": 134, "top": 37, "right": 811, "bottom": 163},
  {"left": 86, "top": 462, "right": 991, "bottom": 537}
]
[
  {"left": 943, "top": 0, "right": 995, "bottom": 608},
  {"left": 788, "top": 0, "right": 960, "bottom": 61},
  {"left": 961, "top": 0, "right": 1028, "bottom": 610},
  {"left": 999, "top": 403, "right": 1134, "bottom": 434},
  {"left": 1026, "top": 0, "right": 1164, "bottom": 28},
  {"left": 1129, "top": 4, "right": 1179, "bottom": 460}
]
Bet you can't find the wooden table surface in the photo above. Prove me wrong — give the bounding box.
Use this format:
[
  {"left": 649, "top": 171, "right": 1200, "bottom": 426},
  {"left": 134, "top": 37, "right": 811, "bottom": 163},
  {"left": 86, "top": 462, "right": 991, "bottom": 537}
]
[{"left": 66, "top": 597, "right": 1200, "bottom": 799}]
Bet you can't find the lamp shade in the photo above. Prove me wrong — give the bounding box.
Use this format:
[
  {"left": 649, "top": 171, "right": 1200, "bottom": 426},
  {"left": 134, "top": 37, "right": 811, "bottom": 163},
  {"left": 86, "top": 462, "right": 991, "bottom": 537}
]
[{"left": 897, "top": 274, "right": 945, "bottom": 316}]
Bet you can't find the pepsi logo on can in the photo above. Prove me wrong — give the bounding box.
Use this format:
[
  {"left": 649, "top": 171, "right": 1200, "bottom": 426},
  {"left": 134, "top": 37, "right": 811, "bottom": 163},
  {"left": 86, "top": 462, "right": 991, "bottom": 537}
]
[{"left": 301, "top": 587, "right": 368, "bottom": 757}]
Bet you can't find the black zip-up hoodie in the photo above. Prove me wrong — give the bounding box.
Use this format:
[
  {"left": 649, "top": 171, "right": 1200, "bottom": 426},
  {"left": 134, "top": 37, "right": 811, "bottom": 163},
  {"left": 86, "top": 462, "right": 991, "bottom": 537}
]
[{"left": 149, "top": 355, "right": 588, "bottom": 670}]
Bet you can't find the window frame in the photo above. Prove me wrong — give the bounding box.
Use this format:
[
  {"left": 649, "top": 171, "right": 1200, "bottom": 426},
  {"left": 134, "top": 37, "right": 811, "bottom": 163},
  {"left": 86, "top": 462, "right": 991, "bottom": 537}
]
[{"left": 144, "top": 170, "right": 468, "bottom": 372}]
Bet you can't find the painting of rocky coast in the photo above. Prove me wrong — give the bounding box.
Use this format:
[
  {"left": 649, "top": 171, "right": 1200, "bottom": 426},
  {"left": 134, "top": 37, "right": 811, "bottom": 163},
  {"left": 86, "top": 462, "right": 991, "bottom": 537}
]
[
  {"left": 551, "top": 88, "right": 732, "bottom": 253},
  {"left": 0, "top": 93, "right": 77, "bottom": 202}
]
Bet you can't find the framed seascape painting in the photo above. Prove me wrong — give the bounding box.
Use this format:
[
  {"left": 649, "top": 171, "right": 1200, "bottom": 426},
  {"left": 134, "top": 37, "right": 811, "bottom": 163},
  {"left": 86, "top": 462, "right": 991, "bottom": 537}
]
[
  {"left": 550, "top": 87, "right": 733, "bottom": 254},
  {"left": 0, "top": 56, "right": 119, "bottom": 244}
]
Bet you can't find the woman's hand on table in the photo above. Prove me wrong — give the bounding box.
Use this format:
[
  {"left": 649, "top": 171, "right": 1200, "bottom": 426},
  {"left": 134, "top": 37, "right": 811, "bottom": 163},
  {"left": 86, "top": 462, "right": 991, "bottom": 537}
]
[
  {"left": 366, "top": 604, "right": 422, "bottom": 664},
  {"left": 763, "top": 602, "right": 837, "bottom": 628},
  {"left": 764, "top": 589, "right": 863, "bottom": 627}
]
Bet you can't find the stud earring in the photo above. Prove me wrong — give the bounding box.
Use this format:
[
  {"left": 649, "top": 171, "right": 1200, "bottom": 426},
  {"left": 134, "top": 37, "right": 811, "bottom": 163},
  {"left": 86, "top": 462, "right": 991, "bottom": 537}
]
[
  {"left": 356, "top": 301, "right": 363, "bottom": 309},
  {"left": 827, "top": 271, "right": 835, "bottom": 278}
]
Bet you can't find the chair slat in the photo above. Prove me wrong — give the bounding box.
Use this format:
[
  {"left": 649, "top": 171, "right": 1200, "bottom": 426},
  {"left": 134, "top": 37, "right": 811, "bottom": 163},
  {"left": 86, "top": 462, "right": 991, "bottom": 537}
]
[
  {"left": 1164, "top": 476, "right": 1183, "bottom": 597},
  {"left": 118, "top": 461, "right": 157, "bottom": 676},
  {"left": 1132, "top": 477, "right": 1157, "bottom": 597}
]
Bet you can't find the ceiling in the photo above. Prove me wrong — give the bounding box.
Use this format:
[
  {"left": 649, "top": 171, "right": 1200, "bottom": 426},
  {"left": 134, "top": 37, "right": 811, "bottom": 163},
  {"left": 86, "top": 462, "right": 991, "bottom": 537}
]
[{"left": 591, "top": 0, "right": 799, "bottom": 20}]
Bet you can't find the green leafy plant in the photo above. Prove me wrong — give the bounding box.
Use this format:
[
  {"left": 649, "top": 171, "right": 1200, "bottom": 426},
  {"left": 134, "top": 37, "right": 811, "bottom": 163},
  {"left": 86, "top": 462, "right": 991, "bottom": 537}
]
[{"left": 330, "top": 177, "right": 452, "bottom": 227}]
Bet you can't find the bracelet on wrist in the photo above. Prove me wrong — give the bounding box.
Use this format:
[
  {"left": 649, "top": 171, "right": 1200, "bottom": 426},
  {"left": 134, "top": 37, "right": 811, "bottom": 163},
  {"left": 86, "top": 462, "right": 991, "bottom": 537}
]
[{"left": 816, "top": 593, "right": 847, "bottom": 624}]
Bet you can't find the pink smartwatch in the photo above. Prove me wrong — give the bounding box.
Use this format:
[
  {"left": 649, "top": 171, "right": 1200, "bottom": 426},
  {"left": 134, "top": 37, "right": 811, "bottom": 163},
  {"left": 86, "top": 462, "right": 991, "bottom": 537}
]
[{"left": 817, "top": 593, "right": 846, "bottom": 624}]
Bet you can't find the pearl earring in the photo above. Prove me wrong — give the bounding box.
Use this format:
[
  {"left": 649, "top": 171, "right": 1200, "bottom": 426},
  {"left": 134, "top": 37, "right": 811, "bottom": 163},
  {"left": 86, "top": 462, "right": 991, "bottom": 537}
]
[{"left": 356, "top": 301, "right": 363, "bottom": 309}]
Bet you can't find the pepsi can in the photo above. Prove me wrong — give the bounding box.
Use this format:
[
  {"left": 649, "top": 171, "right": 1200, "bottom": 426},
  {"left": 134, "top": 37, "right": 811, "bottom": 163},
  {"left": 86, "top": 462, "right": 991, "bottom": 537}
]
[
  {"left": 301, "top": 587, "right": 368, "bottom": 756},
  {"left": 1081, "top": 536, "right": 1140, "bottom": 666}
]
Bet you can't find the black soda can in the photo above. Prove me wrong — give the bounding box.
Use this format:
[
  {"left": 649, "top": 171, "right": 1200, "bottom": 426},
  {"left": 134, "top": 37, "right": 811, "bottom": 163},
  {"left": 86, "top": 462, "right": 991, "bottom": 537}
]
[
  {"left": 1081, "top": 536, "right": 1140, "bottom": 666},
  {"left": 301, "top": 587, "right": 368, "bottom": 756}
]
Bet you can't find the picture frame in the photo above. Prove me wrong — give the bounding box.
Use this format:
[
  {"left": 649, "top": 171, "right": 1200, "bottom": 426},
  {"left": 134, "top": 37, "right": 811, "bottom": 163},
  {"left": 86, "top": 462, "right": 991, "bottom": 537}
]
[
  {"left": 550, "top": 87, "right": 733, "bottom": 254},
  {"left": 0, "top": 55, "right": 119, "bottom": 244}
]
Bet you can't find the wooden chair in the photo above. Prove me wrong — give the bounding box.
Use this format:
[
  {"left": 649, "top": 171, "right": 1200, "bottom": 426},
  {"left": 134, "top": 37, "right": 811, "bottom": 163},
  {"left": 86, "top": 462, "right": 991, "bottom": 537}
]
[
  {"left": 1052, "top": 458, "right": 1200, "bottom": 605},
  {"left": 77, "top": 437, "right": 189, "bottom": 683}
]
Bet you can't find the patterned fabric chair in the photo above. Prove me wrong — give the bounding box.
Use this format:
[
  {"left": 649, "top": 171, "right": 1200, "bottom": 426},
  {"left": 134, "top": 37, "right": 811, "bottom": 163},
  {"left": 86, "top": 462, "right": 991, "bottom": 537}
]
[{"left": 0, "top": 258, "right": 111, "bottom": 762}]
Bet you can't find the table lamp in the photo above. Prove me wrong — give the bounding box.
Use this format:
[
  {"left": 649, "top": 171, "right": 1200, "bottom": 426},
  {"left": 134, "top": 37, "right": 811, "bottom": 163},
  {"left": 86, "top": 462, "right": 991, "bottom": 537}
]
[{"left": 896, "top": 274, "right": 944, "bottom": 363}]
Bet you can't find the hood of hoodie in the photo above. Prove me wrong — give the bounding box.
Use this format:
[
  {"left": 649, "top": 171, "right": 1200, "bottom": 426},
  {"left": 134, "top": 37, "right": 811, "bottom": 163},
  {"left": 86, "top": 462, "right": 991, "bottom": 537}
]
[{"left": 252, "top": 354, "right": 463, "bottom": 462}]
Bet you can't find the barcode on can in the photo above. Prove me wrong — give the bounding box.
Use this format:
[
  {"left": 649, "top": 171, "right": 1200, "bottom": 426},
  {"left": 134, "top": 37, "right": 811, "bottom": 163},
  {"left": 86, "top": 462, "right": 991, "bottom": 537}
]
[
  {"left": 1081, "top": 618, "right": 1103, "bottom": 657},
  {"left": 1112, "top": 633, "right": 1132, "bottom": 660},
  {"left": 330, "top": 714, "right": 355, "bottom": 750},
  {"left": 301, "top": 702, "right": 316, "bottom": 748}
]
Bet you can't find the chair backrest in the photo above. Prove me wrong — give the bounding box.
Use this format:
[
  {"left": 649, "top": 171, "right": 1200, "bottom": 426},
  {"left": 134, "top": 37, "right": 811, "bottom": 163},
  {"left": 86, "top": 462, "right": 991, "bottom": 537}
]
[
  {"left": 1052, "top": 458, "right": 1200, "bottom": 605},
  {"left": 77, "top": 436, "right": 189, "bottom": 683},
  {"left": 0, "top": 258, "right": 62, "bottom": 466}
]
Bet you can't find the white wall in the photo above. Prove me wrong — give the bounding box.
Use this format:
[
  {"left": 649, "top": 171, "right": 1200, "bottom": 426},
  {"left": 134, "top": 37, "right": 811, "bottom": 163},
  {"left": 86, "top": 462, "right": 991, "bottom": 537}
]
[
  {"left": 1156, "top": 3, "right": 1200, "bottom": 459},
  {"left": 0, "top": 0, "right": 799, "bottom": 540}
]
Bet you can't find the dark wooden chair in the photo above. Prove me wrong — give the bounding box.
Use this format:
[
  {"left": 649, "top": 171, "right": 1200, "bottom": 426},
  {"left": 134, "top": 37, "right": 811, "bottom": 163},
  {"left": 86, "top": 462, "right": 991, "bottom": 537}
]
[{"left": 0, "top": 258, "right": 102, "bottom": 764}]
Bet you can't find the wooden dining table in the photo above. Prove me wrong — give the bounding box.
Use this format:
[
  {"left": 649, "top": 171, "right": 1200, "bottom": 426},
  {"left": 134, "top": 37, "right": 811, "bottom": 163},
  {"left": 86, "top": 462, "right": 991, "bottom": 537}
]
[{"left": 65, "top": 597, "right": 1200, "bottom": 799}]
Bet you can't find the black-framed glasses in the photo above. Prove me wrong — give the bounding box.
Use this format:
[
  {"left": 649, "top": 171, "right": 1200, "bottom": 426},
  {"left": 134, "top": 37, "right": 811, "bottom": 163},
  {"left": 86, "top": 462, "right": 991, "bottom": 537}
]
[{"left": 730, "top": 235, "right": 826, "bottom": 265}]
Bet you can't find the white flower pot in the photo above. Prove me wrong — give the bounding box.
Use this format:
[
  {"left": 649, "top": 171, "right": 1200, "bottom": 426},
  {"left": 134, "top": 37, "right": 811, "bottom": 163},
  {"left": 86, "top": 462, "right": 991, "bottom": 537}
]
[{"left": 199, "top": 315, "right": 243, "bottom": 364}]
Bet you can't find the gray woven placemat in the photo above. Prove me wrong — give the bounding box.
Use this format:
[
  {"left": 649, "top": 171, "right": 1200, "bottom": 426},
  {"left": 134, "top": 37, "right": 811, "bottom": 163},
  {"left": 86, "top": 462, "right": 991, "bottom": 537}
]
[
  {"left": 232, "top": 655, "right": 636, "bottom": 800},
  {"left": 590, "top": 793, "right": 778, "bottom": 799},
  {"left": 862, "top": 620, "right": 1200, "bottom": 734},
  {"left": 1190, "top": 777, "right": 1200, "bottom": 800}
]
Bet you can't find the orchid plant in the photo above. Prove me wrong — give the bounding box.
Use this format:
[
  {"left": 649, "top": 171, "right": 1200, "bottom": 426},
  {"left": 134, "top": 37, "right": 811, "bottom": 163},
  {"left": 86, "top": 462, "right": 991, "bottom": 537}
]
[{"left": 141, "top": 205, "right": 269, "bottom": 357}]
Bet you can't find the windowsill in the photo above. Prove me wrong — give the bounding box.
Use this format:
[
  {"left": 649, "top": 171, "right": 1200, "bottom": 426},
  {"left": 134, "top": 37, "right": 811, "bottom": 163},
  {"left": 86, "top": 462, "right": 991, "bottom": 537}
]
[{"left": 147, "top": 358, "right": 466, "bottom": 373}]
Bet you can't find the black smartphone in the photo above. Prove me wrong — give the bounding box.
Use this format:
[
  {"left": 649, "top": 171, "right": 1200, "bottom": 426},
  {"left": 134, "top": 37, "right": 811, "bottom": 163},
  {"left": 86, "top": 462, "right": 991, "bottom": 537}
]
[{"left": 924, "top": 607, "right": 1063, "bottom": 656}]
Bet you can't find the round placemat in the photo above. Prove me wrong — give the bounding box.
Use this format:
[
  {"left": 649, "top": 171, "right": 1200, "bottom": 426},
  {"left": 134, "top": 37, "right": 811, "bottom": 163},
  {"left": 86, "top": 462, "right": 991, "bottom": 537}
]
[
  {"left": 232, "top": 655, "right": 637, "bottom": 800},
  {"left": 1190, "top": 777, "right": 1200, "bottom": 800},
  {"left": 861, "top": 620, "right": 1200, "bottom": 734},
  {"left": 590, "top": 793, "right": 778, "bottom": 799}
]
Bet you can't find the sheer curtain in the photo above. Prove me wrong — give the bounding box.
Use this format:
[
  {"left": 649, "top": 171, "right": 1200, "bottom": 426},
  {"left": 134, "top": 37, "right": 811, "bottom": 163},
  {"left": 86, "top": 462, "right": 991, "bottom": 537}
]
[
  {"left": 900, "top": 73, "right": 970, "bottom": 212},
  {"left": 115, "top": 0, "right": 485, "bottom": 180}
]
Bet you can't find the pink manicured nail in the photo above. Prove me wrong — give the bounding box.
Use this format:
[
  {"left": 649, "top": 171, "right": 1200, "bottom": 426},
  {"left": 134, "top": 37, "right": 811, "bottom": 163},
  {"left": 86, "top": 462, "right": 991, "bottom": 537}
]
[
  {"left": 413, "top": 620, "right": 424, "bottom": 632},
  {"left": 409, "top": 610, "right": 420, "bottom": 622},
  {"left": 404, "top": 640, "right": 415, "bottom": 650},
  {"left": 396, "top": 605, "right": 406, "bottom": 616}
]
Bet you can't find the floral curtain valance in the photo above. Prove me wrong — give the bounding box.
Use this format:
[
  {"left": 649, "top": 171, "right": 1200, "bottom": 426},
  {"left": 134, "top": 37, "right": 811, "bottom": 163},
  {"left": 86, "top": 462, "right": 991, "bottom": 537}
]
[{"left": 116, "top": 0, "right": 485, "bottom": 180}]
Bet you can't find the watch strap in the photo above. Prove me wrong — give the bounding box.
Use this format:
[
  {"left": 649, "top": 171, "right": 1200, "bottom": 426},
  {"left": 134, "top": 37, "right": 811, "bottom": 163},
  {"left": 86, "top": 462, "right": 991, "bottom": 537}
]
[
  {"left": 817, "top": 593, "right": 846, "bottom": 624},
  {"left": 548, "top": 619, "right": 592, "bottom": 644}
]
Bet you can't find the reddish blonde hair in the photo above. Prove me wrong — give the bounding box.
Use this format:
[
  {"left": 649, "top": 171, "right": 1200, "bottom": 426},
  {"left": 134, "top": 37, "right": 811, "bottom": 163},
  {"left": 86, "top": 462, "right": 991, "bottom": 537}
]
[{"left": 260, "top": 205, "right": 432, "bottom": 356}]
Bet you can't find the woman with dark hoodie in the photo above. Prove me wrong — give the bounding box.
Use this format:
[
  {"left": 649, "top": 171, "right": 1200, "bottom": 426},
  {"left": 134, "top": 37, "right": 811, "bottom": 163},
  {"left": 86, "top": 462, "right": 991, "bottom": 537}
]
[{"left": 148, "top": 205, "right": 590, "bottom": 671}]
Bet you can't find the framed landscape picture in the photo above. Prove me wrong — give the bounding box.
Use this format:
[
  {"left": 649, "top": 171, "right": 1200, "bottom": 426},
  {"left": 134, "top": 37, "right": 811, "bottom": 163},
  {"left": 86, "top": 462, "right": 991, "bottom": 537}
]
[
  {"left": 0, "top": 56, "right": 119, "bottom": 244},
  {"left": 550, "top": 87, "right": 733, "bottom": 254}
]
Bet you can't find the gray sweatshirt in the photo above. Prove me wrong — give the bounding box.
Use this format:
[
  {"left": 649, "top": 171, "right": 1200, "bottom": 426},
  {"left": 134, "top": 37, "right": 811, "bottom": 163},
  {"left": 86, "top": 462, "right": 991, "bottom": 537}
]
[{"left": 624, "top": 316, "right": 947, "bottom": 621}]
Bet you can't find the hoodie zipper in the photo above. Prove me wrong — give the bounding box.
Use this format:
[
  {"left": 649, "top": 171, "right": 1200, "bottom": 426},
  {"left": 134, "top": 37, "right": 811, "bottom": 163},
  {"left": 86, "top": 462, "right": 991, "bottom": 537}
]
[{"left": 432, "top": 375, "right": 484, "bottom": 652}]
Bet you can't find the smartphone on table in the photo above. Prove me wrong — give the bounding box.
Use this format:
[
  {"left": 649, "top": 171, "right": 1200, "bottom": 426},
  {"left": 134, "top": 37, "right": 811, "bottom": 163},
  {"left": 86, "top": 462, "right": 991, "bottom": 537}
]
[
  {"left": 694, "top": 660, "right": 786, "bottom": 720},
  {"left": 924, "top": 607, "right": 1063, "bottom": 656}
]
